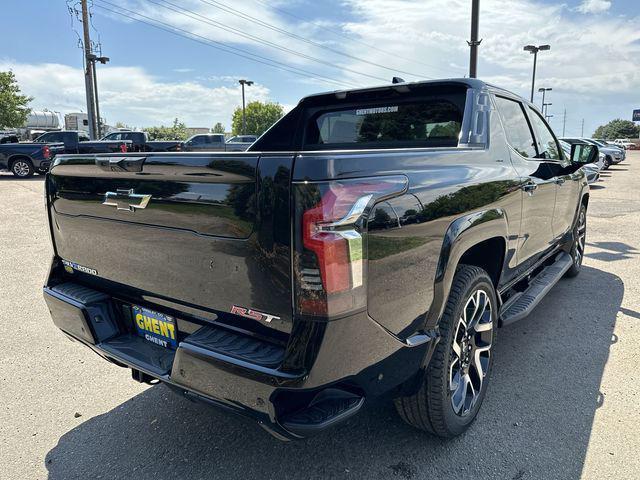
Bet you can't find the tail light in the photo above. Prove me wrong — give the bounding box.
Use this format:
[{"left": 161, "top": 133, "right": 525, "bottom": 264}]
[
  {"left": 120, "top": 143, "right": 128, "bottom": 153},
  {"left": 293, "top": 176, "right": 407, "bottom": 317},
  {"left": 42, "top": 145, "right": 51, "bottom": 159}
]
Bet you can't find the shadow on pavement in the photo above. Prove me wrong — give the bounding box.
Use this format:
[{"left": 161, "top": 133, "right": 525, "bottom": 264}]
[
  {"left": 586, "top": 241, "right": 639, "bottom": 262},
  {"left": 45, "top": 266, "right": 622, "bottom": 479}
]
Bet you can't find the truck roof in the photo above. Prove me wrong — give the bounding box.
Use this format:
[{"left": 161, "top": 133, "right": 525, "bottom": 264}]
[{"left": 297, "top": 77, "right": 524, "bottom": 106}]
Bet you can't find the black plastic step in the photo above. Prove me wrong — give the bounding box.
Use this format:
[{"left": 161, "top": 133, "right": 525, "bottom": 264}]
[
  {"left": 500, "top": 252, "right": 573, "bottom": 326},
  {"left": 101, "top": 334, "right": 175, "bottom": 376},
  {"left": 280, "top": 389, "right": 365, "bottom": 437},
  {"left": 184, "top": 326, "right": 285, "bottom": 368}
]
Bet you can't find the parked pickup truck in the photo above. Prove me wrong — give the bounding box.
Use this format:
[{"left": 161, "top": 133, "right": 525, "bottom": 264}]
[
  {"left": 35, "top": 130, "right": 130, "bottom": 157},
  {"left": 0, "top": 141, "right": 65, "bottom": 177},
  {"left": 101, "top": 131, "right": 182, "bottom": 152},
  {"left": 182, "top": 133, "right": 253, "bottom": 152},
  {"left": 43, "top": 79, "right": 597, "bottom": 440}
]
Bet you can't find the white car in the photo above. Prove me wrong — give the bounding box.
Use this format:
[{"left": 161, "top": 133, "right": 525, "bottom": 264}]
[{"left": 613, "top": 139, "right": 637, "bottom": 150}]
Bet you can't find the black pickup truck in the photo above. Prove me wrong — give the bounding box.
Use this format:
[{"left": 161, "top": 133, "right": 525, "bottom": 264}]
[
  {"left": 35, "top": 130, "right": 130, "bottom": 156},
  {"left": 43, "top": 79, "right": 597, "bottom": 440},
  {"left": 101, "top": 131, "right": 183, "bottom": 152}
]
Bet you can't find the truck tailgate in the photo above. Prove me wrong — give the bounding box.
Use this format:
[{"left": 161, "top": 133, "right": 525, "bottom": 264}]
[{"left": 47, "top": 153, "right": 294, "bottom": 336}]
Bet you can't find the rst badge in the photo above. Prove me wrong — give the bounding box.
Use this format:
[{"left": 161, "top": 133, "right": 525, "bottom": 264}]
[{"left": 231, "top": 305, "right": 280, "bottom": 323}]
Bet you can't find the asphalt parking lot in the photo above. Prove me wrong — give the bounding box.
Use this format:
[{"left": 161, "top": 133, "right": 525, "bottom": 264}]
[{"left": 1, "top": 155, "right": 639, "bottom": 480}]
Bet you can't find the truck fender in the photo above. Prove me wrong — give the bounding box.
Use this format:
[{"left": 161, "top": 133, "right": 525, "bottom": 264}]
[{"left": 425, "top": 208, "right": 509, "bottom": 329}]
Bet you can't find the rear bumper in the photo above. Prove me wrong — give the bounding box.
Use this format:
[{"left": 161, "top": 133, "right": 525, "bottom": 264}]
[{"left": 44, "top": 281, "right": 437, "bottom": 440}]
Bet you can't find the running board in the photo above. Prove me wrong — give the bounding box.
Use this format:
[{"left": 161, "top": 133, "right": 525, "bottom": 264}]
[{"left": 500, "top": 253, "right": 573, "bottom": 326}]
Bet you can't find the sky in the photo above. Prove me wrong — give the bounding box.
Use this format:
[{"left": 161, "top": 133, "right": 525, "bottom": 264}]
[{"left": 2, "top": 0, "right": 639, "bottom": 136}]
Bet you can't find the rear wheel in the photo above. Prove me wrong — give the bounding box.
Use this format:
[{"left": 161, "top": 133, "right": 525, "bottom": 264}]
[
  {"left": 11, "top": 158, "right": 34, "bottom": 178},
  {"left": 394, "top": 265, "right": 497, "bottom": 437},
  {"left": 565, "top": 204, "right": 587, "bottom": 278}
]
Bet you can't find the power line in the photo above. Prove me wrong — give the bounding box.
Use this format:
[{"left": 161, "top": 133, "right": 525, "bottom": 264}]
[
  {"left": 93, "top": 1, "right": 358, "bottom": 89},
  {"left": 197, "top": 0, "right": 435, "bottom": 80},
  {"left": 250, "top": 0, "right": 463, "bottom": 77},
  {"left": 144, "top": 0, "right": 390, "bottom": 83}
]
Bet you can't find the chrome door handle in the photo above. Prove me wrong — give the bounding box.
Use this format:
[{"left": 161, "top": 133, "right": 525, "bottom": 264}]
[
  {"left": 522, "top": 181, "right": 538, "bottom": 194},
  {"left": 555, "top": 178, "right": 566, "bottom": 185}
]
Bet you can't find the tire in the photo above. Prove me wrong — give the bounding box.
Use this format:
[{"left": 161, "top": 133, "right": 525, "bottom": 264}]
[
  {"left": 565, "top": 204, "right": 587, "bottom": 278},
  {"left": 603, "top": 156, "right": 611, "bottom": 170},
  {"left": 394, "top": 265, "right": 498, "bottom": 438},
  {"left": 10, "top": 158, "right": 35, "bottom": 178}
]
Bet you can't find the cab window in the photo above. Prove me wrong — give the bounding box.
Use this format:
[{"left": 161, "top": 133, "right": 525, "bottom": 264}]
[
  {"left": 494, "top": 96, "right": 537, "bottom": 158},
  {"left": 528, "top": 107, "right": 561, "bottom": 160}
]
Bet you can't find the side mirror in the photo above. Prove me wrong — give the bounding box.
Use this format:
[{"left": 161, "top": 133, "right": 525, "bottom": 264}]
[{"left": 570, "top": 144, "right": 598, "bottom": 164}]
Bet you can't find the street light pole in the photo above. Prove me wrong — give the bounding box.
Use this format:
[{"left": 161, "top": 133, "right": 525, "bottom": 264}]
[
  {"left": 238, "top": 79, "right": 254, "bottom": 134},
  {"left": 468, "top": 0, "right": 481, "bottom": 78},
  {"left": 524, "top": 44, "right": 550, "bottom": 103},
  {"left": 89, "top": 54, "right": 109, "bottom": 138},
  {"left": 538, "top": 87, "right": 552, "bottom": 112}
]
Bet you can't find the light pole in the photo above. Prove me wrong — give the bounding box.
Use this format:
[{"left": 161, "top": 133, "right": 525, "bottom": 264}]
[
  {"left": 524, "top": 44, "right": 550, "bottom": 102},
  {"left": 468, "top": 0, "right": 481, "bottom": 78},
  {"left": 89, "top": 54, "right": 109, "bottom": 138},
  {"left": 238, "top": 79, "right": 254, "bottom": 134},
  {"left": 538, "top": 87, "right": 552, "bottom": 112},
  {"left": 543, "top": 102, "right": 553, "bottom": 117}
]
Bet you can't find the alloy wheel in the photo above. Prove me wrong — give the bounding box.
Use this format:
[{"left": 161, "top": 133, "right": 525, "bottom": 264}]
[
  {"left": 449, "top": 289, "right": 493, "bottom": 417},
  {"left": 12, "top": 161, "right": 31, "bottom": 177}
]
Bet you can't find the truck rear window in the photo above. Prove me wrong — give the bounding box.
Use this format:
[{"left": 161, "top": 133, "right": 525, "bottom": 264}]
[{"left": 304, "top": 99, "right": 463, "bottom": 150}]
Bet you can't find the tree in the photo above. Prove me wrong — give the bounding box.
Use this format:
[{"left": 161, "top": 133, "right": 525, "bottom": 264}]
[
  {"left": 212, "top": 122, "right": 225, "bottom": 134},
  {"left": 231, "top": 101, "right": 284, "bottom": 136},
  {"left": 114, "top": 121, "right": 131, "bottom": 130},
  {"left": 593, "top": 119, "right": 640, "bottom": 140},
  {"left": 0, "top": 71, "right": 32, "bottom": 129},
  {"left": 145, "top": 118, "right": 189, "bottom": 140}
]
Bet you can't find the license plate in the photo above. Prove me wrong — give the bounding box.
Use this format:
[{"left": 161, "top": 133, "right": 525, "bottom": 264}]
[{"left": 132, "top": 306, "right": 177, "bottom": 349}]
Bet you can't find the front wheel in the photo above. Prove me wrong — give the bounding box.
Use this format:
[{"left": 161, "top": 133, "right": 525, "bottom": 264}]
[
  {"left": 394, "top": 265, "right": 497, "bottom": 438},
  {"left": 603, "top": 156, "right": 611, "bottom": 170},
  {"left": 565, "top": 204, "right": 587, "bottom": 278},
  {"left": 11, "top": 158, "right": 34, "bottom": 178}
]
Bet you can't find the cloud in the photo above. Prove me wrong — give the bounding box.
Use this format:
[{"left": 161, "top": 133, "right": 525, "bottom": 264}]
[
  {"left": 576, "top": 0, "right": 612, "bottom": 14},
  {"left": 0, "top": 60, "right": 272, "bottom": 128},
  {"left": 339, "top": 0, "right": 640, "bottom": 135}
]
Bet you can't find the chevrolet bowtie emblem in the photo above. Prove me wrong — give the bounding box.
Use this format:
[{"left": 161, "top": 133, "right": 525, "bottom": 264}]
[{"left": 103, "top": 189, "right": 152, "bottom": 212}]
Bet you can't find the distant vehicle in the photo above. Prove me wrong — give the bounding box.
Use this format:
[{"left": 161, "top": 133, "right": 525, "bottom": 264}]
[
  {"left": 101, "top": 131, "right": 182, "bottom": 152},
  {"left": 34, "top": 131, "right": 130, "bottom": 156},
  {"left": 0, "top": 134, "right": 19, "bottom": 144},
  {"left": 0, "top": 141, "right": 64, "bottom": 177},
  {"left": 613, "top": 139, "right": 637, "bottom": 150},
  {"left": 182, "top": 133, "right": 255, "bottom": 152},
  {"left": 561, "top": 137, "right": 622, "bottom": 169},
  {"left": 582, "top": 138, "right": 625, "bottom": 167}
]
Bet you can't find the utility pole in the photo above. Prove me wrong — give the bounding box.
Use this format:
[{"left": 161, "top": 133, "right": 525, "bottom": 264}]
[
  {"left": 80, "top": 0, "right": 97, "bottom": 139},
  {"left": 562, "top": 108, "right": 567, "bottom": 137},
  {"left": 468, "top": 0, "right": 481, "bottom": 78},
  {"left": 238, "top": 79, "right": 254, "bottom": 134},
  {"left": 581, "top": 119, "right": 585, "bottom": 137},
  {"left": 524, "top": 44, "right": 550, "bottom": 102}
]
